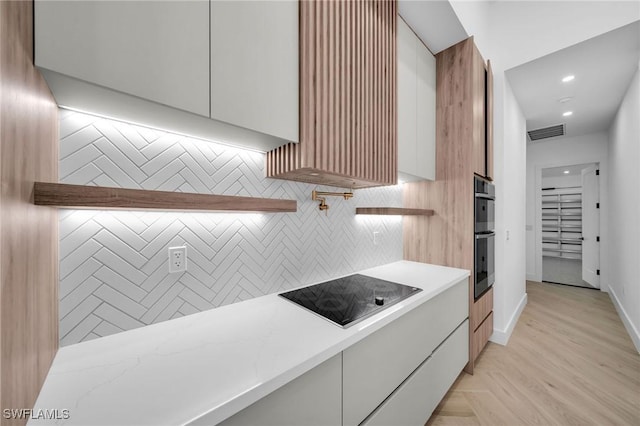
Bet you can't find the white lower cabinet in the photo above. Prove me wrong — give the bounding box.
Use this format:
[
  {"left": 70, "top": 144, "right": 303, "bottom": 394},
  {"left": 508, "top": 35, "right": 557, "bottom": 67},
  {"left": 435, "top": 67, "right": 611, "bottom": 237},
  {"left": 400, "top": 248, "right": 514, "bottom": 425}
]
[
  {"left": 213, "top": 278, "right": 468, "bottom": 426},
  {"left": 211, "top": 354, "right": 341, "bottom": 426},
  {"left": 362, "top": 320, "right": 469, "bottom": 426},
  {"left": 342, "top": 278, "right": 468, "bottom": 426}
]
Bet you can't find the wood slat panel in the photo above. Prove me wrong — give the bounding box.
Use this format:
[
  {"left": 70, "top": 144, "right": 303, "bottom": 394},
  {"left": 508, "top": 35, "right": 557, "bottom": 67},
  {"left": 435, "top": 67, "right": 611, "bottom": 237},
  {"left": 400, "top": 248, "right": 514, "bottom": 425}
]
[
  {"left": 267, "top": 0, "right": 397, "bottom": 189},
  {"left": 471, "top": 312, "right": 493, "bottom": 363},
  {"left": 33, "top": 182, "right": 297, "bottom": 213},
  {"left": 471, "top": 287, "right": 493, "bottom": 331},
  {"left": 1, "top": 2, "right": 59, "bottom": 424},
  {"left": 356, "top": 208, "right": 434, "bottom": 216}
]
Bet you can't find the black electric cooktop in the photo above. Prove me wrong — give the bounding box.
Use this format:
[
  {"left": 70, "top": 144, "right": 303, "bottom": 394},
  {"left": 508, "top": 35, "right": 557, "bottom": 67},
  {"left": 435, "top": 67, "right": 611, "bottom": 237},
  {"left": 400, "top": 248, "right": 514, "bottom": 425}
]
[{"left": 279, "top": 274, "right": 422, "bottom": 328}]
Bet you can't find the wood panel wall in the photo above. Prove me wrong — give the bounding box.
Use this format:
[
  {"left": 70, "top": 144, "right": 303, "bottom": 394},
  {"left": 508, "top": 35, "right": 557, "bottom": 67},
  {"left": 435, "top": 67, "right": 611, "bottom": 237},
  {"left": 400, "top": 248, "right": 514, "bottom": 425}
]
[
  {"left": 267, "top": 0, "right": 397, "bottom": 189},
  {"left": 403, "top": 37, "right": 493, "bottom": 375},
  {"left": 0, "top": 2, "right": 59, "bottom": 424},
  {"left": 403, "top": 37, "right": 475, "bottom": 270}
]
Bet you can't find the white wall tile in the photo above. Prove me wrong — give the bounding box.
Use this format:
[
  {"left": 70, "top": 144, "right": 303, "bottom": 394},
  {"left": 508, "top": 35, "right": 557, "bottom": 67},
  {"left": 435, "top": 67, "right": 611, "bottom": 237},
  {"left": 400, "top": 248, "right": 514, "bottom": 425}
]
[{"left": 58, "top": 109, "right": 403, "bottom": 345}]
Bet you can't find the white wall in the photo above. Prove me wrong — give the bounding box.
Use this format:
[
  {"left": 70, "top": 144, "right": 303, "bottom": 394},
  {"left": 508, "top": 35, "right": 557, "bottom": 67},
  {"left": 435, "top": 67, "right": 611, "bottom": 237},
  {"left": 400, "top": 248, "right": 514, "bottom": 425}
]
[
  {"left": 607, "top": 68, "right": 640, "bottom": 351},
  {"left": 526, "top": 133, "right": 609, "bottom": 285},
  {"left": 450, "top": 1, "right": 640, "bottom": 72},
  {"left": 447, "top": 0, "right": 638, "bottom": 344},
  {"left": 490, "top": 76, "right": 528, "bottom": 345}
]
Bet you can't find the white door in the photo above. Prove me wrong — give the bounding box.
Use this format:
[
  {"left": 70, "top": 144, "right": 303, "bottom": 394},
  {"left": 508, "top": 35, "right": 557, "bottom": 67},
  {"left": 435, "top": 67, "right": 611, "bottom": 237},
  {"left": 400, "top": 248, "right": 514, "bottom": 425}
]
[{"left": 581, "top": 165, "right": 600, "bottom": 288}]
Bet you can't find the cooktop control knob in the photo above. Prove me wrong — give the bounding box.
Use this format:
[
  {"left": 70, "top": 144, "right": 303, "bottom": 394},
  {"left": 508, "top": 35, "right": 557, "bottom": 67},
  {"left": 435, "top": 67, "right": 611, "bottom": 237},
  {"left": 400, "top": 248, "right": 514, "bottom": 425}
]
[{"left": 375, "top": 296, "right": 384, "bottom": 306}]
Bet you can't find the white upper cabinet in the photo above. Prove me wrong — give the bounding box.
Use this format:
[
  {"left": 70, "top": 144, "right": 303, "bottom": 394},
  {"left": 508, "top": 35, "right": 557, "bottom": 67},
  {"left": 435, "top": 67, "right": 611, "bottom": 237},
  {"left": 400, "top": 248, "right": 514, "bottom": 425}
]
[
  {"left": 35, "top": 0, "right": 209, "bottom": 117},
  {"left": 34, "top": 0, "right": 299, "bottom": 152},
  {"left": 211, "top": 1, "right": 299, "bottom": 143},
  {"left": 416, "top": 38, "right": 436, "bottom": 181},
  {"left": 397, "top": 16, "right": 436, "bottom": 182},
  {"left": 397, "top": 17, "right": 418, "bottom": 181}
]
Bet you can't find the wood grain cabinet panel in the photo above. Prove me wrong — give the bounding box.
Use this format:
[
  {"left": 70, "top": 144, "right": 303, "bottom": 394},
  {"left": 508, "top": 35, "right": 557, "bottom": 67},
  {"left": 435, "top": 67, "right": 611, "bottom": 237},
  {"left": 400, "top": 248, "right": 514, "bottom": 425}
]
[
  {"left": 472, "top": 43, "right": 487, "bottom": 177},
  {"left": 471, "top": 287, "right": 493, "bottom": 331},
  {"left": 472, "top": 311, "right": 493, "bottom": 362},
  {"left": 267, "top": 0, "right": 397, "bottom": 189},
  {"left": 403, "top": 36, "right": 494, "bottom": 374},
  {"left": 1, "top": 1, "right": 59, "bottom": 421},
  {"left": 486, "top": 60, "right": 494, "bottom": 180}
]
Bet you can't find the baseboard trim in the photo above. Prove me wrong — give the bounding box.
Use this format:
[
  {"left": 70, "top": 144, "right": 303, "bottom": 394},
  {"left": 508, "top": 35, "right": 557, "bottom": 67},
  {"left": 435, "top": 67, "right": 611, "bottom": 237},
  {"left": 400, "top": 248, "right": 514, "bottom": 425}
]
[
  {"left": 489, "top": 293, "right": 528, "bottom": 346},
  {"left": 608, "top": 285, "right": 640, "bottom": 353}
]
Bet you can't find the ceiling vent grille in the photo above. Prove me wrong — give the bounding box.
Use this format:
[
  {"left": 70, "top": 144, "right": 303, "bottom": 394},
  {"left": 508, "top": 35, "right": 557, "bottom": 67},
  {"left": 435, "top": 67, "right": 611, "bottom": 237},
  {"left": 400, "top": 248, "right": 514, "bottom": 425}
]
[{"left": 528, "top": 124, "right": 565, "bottom": 141}]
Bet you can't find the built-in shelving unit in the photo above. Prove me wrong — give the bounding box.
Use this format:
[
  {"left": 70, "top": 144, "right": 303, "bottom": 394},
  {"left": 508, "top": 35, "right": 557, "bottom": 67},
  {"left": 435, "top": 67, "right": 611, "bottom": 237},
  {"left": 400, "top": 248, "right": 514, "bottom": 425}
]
[
  {"left": 356, "top": 207, "right": 434, "bottom": 216},
  {"left": 542, "top": 187, "right": 582, "bottom": 260},
  {"left": 33, "top": 182, "right": 297, "bottom": 213}
]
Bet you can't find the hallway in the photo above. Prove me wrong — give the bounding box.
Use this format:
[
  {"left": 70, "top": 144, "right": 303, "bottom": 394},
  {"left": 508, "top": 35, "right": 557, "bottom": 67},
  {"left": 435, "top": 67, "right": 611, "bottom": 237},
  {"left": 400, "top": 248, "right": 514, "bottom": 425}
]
[{"left": 427, "top": 281, "right": 640, "bottom": 425}]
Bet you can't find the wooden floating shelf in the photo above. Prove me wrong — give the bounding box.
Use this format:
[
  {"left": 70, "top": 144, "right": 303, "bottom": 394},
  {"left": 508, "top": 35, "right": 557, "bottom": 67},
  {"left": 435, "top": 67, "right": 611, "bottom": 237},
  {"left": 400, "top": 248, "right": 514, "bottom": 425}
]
[
  {"left": 33, "top": 182, "right": 297, "bottom": 213},
  {"left": 355, "top": 207, "right": 435, "bottom": 216}
]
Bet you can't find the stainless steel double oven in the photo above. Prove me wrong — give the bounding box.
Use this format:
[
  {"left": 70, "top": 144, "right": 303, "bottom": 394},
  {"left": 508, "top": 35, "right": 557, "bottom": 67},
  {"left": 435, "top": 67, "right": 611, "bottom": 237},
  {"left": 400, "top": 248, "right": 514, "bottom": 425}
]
[{"left": 474, "top": 176, "right": 495, "bottom": 299}]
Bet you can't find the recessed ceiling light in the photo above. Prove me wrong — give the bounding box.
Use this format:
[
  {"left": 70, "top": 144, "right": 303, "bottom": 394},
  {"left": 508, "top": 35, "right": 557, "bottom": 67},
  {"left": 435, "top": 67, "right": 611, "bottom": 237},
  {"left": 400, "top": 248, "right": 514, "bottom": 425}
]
[
  {"left": 558, "top": 96, "right": 573, "bottom": 103},
  {"left": 563, "top": 170, "right": 570, "bottom": 174},
  {"left": 563, "top": 111, "right": 573, "bottom": 117},
  {"left": 562, "top": 75, "right": 575, "bottom": 83}
]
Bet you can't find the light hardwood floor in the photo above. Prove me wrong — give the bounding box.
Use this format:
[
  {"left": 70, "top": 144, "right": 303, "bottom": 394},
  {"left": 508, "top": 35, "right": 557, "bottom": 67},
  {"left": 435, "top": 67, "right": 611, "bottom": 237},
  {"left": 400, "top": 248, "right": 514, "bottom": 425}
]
[{"left": 427, "top": 281, "right": 640, "bottom": 426}]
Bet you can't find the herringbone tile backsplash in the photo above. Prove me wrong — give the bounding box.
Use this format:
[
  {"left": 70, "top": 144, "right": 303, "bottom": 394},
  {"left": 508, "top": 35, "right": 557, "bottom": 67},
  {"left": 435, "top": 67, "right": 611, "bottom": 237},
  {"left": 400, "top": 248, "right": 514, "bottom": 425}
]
[{"left": 59, "top": 109, "right": 403, "bottom": 346}]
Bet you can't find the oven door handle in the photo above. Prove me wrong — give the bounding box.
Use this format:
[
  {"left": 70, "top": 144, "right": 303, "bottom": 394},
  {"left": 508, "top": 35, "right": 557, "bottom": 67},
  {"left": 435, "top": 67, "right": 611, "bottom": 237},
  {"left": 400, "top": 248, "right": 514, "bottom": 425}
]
[
  {"left": 475, "top": 232, "right": 496, "bottom": 240},
  {"left": 475, "top": 193, "right": 495, "bottom": 200}
]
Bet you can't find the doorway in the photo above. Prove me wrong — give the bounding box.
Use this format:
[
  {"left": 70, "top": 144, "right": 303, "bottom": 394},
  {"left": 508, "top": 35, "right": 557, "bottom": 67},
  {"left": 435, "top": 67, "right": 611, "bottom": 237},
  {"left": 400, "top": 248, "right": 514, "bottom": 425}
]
[{"left": 540, "top": 163, "right": 600, "bottom": 289}]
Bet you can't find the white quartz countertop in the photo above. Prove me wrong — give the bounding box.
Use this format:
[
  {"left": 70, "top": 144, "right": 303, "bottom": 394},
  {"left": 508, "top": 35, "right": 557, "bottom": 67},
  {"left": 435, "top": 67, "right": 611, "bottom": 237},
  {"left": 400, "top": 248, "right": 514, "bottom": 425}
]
[{"left": 30, "top": 261, "right": 469, "bottom": 426}]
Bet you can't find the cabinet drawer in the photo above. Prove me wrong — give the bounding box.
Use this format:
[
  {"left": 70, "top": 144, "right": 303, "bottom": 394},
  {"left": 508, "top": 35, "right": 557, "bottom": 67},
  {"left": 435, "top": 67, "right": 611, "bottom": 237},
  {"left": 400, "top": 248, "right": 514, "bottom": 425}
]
[
  {"left": 202, "top": 354, "right": 342, "bottom": 426},
  {"left": 472, "top": 311, "right": 493, "bottom": 362},
  {"left": 363, "top": 320, "right": 469, "bottom": 426},
  {"left": 471, "top": 287, "right": 493, "bottom": 331},
  {"left": 343, "top": 278, "right": 468, "bottom": 426}
]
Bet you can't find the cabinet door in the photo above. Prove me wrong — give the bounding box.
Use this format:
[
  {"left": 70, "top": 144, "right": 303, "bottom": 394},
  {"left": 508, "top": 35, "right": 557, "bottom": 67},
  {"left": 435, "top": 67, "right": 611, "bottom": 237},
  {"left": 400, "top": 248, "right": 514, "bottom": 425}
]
[
  {"left": 198, "top": 355, "right": 342, "bottom": 426},
  {"left": 398, "top": 17, "right": 436, "bottom": 182},
  {"left": 397, "top": 17, "right": 418, "bottom": 178},
  {"left": 363, "top": 320, "right": 469, "bottom": 426},
  {"left": 35, "top": 0, "right": 209, "bottom": 117},
  {"left": 343, "top": 279, "right": 468, "bottom": 426},
  {"left": 486, "top": 60, "right": 494, "bottom": 180},
  {"left": 416, "top": 40, "right": 436, "bottom": 181},
  {"left": 211, "top": 0, "right": 299, "bottom": 143},
  {"left": 472, "top": 44, "right": 487, "bottom": 176}
]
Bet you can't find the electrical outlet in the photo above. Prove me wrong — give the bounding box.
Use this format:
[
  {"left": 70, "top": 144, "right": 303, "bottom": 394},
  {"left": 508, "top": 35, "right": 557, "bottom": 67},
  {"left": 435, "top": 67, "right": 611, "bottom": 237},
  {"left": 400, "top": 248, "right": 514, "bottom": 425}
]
[
  {"left": 373, "top": 231, "right": 380, "bottom": 245},
  {"left": 168, "top": 246, "right": 187, "bottom": 273}
]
